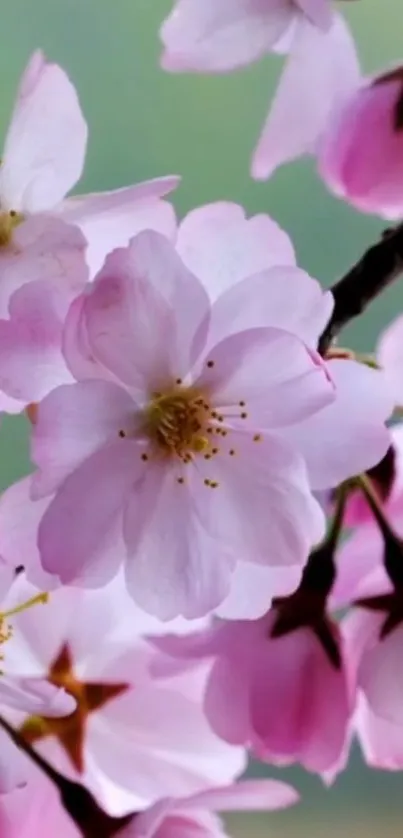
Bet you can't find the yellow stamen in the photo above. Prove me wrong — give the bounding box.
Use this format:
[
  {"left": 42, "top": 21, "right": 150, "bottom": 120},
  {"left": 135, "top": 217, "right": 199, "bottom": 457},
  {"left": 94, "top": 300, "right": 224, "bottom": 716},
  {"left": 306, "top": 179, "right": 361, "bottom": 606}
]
[{"left": 1, "top": 592, "right": 49, "bottom": 621}]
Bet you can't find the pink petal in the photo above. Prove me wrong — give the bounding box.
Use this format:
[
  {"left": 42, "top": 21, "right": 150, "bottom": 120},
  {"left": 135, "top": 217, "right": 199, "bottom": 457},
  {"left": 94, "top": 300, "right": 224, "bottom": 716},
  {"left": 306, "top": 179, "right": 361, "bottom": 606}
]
[
  {"left": 359, "top": 624, "right": 403, "bottom": 727},
  {"left": 90, "top": 684, "right": 245, "bottom": 807},
  {"left": 176, "top": 202, "right": 295, "bottom": 301},
  {"left": 0, "top": 730, "right": 27, "bottom": 794},
  {"left": 295, "top": 0, "right": 332, "bottom": 30},
  {"left": 0, "top": 215, "right": 87, "bottom": 321},
  {"left": 331, "top": 523, "right": 389, "bottom": 610},
  {"left": 124, "top": 463, "right": 235, "bottom": 619},
  {"left": 160, "top": 0, "right": 294, "bottom": 73},
  {"left": 31, "top": 379, "right": 135, "bottom": 497},
  {"left": 208, "top": 266, "right": 333, "bottom": 349},
  {"left": 0, "top": 50, "right": 87, "bottom": 212},
  {"left": 318, "top": 75, "right": 403, "bottom": 219},
  {"left": 282, "top": 359, "right": 393, "bottom": 490},
  {"left": 83, "top": 232, "right": 210, "bottom": 391},
  {"left": 356, "top": 692, "right": 403, "bottom": 770},
  {"left": 251, "top": 628, "right": 350, "bottom": 772},
  {"left": 186, "top": 779, "right": 299, "bottom": 811},
  {"left": 377, "top": 314, "right": 403, "bottom": 405},
  {"left": 197, "top": 327, "right": 334, "bottom": 428},
  {"left": 0, "top": 477, "right": 57, "bottom": 590},
  {"left": 61, "top": 184, "right": 178, "bottom": 277},
  {"left": 192, "top": 430, "right": 325, "bottom": 568},
  {"left": 0, "top": 279, "right": 75, "bottom": 405},
  {"left": 216, "top": 562, "right": 302, "bottom": 620},
  {"left": 37, "top": 441, "right": 138, "bottom": 585},
  {"left": 252, "top": 14, "right": 360, "bottom": 179},
  {"left": 0, "top": 675, "right": 76, "bottom": 716},
  {"left": 62, "top": 294, "right": 110, "bottom": 383}
]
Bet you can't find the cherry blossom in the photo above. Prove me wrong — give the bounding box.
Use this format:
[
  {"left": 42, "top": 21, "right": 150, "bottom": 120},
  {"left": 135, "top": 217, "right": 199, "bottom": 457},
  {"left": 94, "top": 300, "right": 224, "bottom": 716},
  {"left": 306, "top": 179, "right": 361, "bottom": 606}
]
[
  {"left": 0, "top": 52, "right": 178, "bottom": 415},
  {"left": 0, "top": 50, "right": 178, "bottom": 272},
  {"left": 152, "top": 598, "right": 352, "bottom": 775},
  {"left": 318, "top": 66, "right": 403, "bottom": 219},
  {"left": 26, "top": 228, "right": 336, "bottom": 619},
  {"left": 2, "top": 573, "right": 245, "bottom": 816}
]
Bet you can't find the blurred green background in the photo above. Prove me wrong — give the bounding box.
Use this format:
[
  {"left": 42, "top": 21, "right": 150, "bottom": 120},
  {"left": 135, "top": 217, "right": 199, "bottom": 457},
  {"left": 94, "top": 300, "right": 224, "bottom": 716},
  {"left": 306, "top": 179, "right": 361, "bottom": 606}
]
[{"left": 0, "top": 0, "right": 402, "bottom": 834}]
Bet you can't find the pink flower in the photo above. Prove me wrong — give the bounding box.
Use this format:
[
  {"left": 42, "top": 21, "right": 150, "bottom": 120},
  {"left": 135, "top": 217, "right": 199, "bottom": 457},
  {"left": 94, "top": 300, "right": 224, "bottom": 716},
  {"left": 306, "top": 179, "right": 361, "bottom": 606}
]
[
  {"left": 3, "top": 574, "right": 245, "bottom": 816},
  {"left": 0, "top": 51, "right": 178, "bottom": 414},
  {"left": 0, "top": 50, "right": 178, "bottom": 270},
  {"left": 0, "top": 568, "right": 76, "bottom": 792},
  {"left": 123, "top": 779, "right": 298, "bottom": 838},
  {"left": 152, "top": 604, "right": 352, "bottom": 774},
  {"left": 26, "top": 227, "right": 335, "bottom": 619},
  {"left": 160, "top": 0, "right": 333, "bottom": 74},
  {"left": 318, "top": 67, "right": 403, "bottom": 219},
  {"left": 0, "top": 768, "right": 80, "bottom": 838}
]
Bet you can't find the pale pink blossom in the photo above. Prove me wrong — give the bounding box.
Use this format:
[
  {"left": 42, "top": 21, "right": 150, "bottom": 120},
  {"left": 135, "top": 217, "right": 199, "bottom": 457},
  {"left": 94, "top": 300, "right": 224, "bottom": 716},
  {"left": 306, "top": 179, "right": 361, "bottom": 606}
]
[
  {"left": 153, "top": 607, "right": 352, "bottom": 774},
  {"left": 0, "top": 51, "right": 178, "bottom": 414},
  {"left": 0, "top": 50, "right": 178, "bottom": 270},
  {"left": 3, "top": 574, "right": 245, "bottom": 816},
  {"left": 27, "top": 228, "right": 336, "bottom": 619},
  {"left": 0, "top": 568, "right": 76, "bottom": 792}
]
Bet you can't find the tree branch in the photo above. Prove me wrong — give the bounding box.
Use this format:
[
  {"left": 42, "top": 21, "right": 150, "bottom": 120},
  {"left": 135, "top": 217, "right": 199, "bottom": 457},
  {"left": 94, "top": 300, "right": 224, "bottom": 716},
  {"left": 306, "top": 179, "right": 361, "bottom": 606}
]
[{"left": 318, "top": 222, "right": 403, "bottom": 356}]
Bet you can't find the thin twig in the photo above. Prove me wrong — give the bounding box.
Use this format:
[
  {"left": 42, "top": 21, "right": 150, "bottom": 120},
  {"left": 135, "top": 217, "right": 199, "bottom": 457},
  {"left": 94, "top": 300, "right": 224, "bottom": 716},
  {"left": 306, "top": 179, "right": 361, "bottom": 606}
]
[{"left": 318, "top": 223, "right": 403, "bottom": 356}]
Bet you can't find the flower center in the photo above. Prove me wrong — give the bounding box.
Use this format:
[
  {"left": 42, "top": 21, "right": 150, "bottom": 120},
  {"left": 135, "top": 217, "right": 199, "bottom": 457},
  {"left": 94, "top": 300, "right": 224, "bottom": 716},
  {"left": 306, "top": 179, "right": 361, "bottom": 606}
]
[
  {"left": 0, "top": 210, "right": 24, "bottom": 248},
  {"left": 142, "top": 384, "right": 212, "bottom": 460},
  {"left": 0, "top": 592, "right": 48, "bottom": 667}
]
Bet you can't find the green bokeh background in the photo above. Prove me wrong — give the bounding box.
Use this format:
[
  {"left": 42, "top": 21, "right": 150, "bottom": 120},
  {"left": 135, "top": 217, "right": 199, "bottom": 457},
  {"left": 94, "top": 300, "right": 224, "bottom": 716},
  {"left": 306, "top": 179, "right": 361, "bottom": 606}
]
[{"left": 0, "top": 0, "right": 402, "bottom": 834}]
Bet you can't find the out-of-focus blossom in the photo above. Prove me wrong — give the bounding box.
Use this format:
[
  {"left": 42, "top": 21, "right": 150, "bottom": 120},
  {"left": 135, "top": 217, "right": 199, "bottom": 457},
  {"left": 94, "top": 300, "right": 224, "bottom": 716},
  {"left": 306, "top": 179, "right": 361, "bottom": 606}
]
[
  {"left": 123, "top": 779, "right": 298, "bottom": 838},
  {"left": 378, "top": 314, "right": 403, "bottom": 407},
  {"left": 0, "top": 568, "right": 76, "bottom": 792},
  {"left": 3, "top": 574, "right": 245, "bottom": 816},
  {"left": 0, "top": 50, "right": 178, "bottom": 414},
  {"left": 152, "top": 605, "right": 352, "bottom": 775},
  {"left": 318, "top": 66, "right": 403, "bottom": 219},
  {"left": 0, "top": 771, "right": 297, "bottom": 838},
  {"left": 160, "top": 0, "right": 333, "bottom": 74}
]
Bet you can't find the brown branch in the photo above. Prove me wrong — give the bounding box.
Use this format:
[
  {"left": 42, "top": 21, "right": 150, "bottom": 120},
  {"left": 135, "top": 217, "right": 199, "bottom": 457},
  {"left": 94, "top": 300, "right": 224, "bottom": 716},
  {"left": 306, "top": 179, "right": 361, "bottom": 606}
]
[
  {"left": 0, "top": 715, "right": 133, "bottom": 838},
  {"left": 318, "top": 223, "right": 403, "bottom": 356}
]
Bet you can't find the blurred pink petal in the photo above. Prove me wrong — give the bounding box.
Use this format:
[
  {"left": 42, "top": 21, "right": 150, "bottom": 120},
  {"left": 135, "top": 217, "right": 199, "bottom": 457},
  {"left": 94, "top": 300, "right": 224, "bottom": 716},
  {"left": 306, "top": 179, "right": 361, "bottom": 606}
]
[
  {"left": 160, "top": 0, "right": 295, "bottom": 73},
  {"left": 318, "top": 67, "right": 403, "bottom": 219},
  {"left": 252, "top": 14, "right": 360, "bottom": 179},
  {"left": 0, "top": 50, "right": 87, "bottom": 212}
]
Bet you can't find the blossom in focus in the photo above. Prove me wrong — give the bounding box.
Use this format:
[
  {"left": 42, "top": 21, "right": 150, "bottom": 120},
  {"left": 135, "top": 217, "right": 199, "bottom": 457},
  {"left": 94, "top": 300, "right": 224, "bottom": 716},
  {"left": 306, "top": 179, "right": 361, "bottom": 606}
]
[
  {"left": 152, "top": 603, "right": 352, "bottom": 775},
  {"left": 0, "top": 568, "right": 76, "bottom": 792},
  {"left": 3, "top": 574, "right": 244, "bottom": 815},
  {"left": 30, "top": 228, "right": 338, "bottom": 619},
  {"left": 0, "top": 50, "right": 178, "bottom": 414}
]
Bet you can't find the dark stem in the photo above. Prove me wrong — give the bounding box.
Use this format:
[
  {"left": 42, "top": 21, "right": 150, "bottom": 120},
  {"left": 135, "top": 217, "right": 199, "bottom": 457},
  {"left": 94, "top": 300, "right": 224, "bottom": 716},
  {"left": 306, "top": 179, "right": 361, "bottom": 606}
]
[
  {"left": 318, "top": 223, "right": 403, "bottom": 356},
  {"left": 0, "top": 715, "right": 134, "bottom": 838}
]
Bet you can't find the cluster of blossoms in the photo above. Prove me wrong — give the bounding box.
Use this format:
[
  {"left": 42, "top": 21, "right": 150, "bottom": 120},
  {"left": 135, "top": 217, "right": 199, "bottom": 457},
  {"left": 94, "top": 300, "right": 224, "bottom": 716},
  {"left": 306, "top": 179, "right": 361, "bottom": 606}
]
[{"left": 0, "top": 1, "right": 402, "bottom": 835}]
